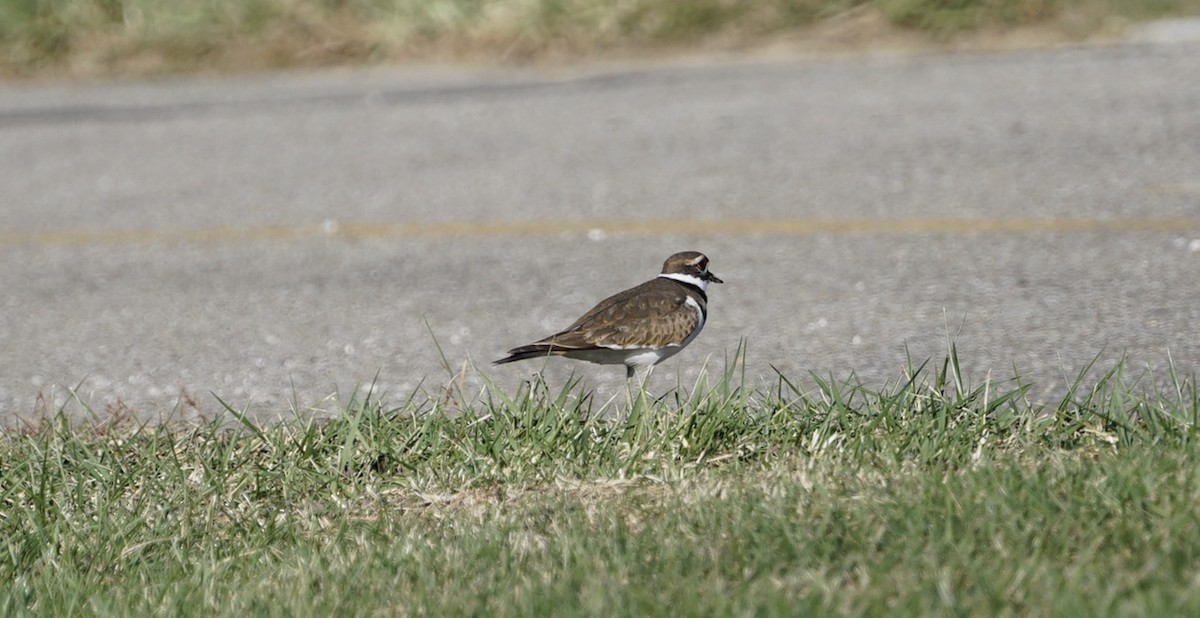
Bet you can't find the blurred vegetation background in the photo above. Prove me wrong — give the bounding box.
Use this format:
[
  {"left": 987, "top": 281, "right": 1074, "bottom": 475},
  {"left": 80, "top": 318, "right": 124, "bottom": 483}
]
[{"left": 1, "top": 0, "right": 1199, "bottom": 77}]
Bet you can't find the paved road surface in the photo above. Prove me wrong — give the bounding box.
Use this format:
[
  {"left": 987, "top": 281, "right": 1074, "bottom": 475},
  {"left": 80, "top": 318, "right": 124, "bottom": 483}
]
[{"left": 2, "top": 43, "right": 1199, "bottom": 421}]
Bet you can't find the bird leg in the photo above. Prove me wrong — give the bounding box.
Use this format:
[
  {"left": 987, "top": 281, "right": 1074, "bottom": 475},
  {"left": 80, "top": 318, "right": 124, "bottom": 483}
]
[
  {"left": 623, "top": 364, "right": 654, "bottom": 419},
  {"left": 623, "top": 364, "right": 635, "bottom": 412}
]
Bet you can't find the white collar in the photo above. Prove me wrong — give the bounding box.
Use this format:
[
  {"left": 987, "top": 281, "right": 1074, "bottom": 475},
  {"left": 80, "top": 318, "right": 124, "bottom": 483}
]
[{"left": 658, "top": 272, "right": 708, "bottom": 292}]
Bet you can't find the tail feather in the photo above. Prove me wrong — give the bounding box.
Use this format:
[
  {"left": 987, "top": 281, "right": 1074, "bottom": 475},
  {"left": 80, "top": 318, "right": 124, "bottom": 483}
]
[{"left": 493, "top": 344, "right": 561, "bottom": 365}]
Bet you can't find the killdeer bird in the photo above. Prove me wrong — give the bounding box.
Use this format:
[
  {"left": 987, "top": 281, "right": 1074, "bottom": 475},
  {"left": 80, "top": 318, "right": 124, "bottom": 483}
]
[{"left": 494, "top": 251, "right": 722, "bottom": 381}]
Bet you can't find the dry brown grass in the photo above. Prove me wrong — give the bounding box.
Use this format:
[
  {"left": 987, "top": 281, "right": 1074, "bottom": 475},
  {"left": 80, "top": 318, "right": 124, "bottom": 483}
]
[{"left": 4, "top": 0, "right": 1197, "bottom": 79}]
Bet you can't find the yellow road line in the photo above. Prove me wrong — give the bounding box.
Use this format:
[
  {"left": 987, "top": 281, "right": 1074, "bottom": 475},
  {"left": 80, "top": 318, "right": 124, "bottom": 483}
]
[
  {"left": 2, "top": 218, "right": 1200, "bottom": 248},
  {"left": 1150, "top": 183, "right": 1200, "bottom": 195}
]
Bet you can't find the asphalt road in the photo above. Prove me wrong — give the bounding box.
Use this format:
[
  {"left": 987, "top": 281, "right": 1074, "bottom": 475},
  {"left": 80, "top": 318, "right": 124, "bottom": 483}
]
[{"left": 2, "top": 43, "right": 1199, "bottom": 421}]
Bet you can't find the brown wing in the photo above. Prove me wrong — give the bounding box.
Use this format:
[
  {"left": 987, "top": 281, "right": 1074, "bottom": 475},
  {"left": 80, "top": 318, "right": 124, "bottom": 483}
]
[{"left": 536, "top": 279, "right": 701, "bottom": 350}]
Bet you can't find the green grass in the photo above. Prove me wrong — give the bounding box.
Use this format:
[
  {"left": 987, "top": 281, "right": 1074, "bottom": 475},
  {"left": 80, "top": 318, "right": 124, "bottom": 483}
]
[
  {"left": 3, "top": 346, "right": 1200, "bottom": 615},
  {"left": 3, "top": 0, "right": 1200, "bottom": 77}
]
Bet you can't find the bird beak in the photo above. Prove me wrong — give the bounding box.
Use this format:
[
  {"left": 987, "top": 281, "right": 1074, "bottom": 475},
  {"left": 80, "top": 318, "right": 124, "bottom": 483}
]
[{"left": 705, "top": 271, "right": 724, "bottom": 284}]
